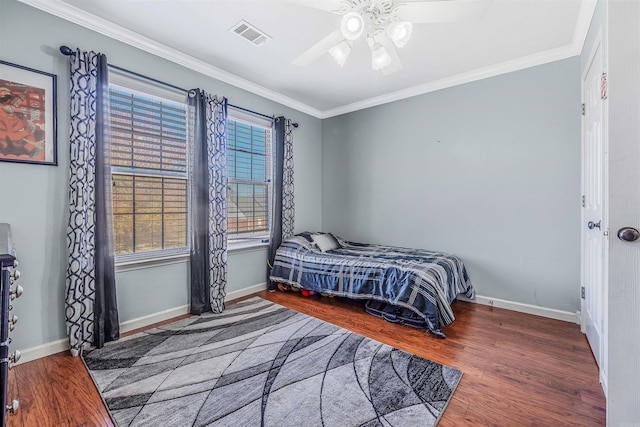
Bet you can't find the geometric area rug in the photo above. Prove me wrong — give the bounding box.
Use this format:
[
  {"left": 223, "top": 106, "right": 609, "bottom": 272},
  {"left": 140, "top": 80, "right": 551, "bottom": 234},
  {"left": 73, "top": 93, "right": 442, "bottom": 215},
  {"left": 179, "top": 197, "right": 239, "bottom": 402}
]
[{"left": 83, "top": 297, "right": 462, "bottom": 426}]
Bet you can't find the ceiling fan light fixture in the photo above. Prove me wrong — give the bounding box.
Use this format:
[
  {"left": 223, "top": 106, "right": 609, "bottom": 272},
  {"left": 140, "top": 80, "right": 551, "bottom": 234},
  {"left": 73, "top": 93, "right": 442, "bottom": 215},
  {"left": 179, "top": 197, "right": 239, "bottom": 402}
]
[
  {"left": 329, "top": 41, "right": 351, "bottom": 67},
  {"left": 387, "top": 21, "right": 413, "bottom": 48},
  {"left": 341, "top": 12, "right": 365, "bottom": 40},
  {"left": 371, "top": 44, "right": 392, "bottom": 70}
]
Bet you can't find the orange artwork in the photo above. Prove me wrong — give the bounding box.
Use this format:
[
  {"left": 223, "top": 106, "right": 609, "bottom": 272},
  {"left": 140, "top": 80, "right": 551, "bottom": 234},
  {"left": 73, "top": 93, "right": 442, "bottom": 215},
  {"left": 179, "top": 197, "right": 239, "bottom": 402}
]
[
  {"left": 0, "top": 79, "right": 47, "bottom": 161},
  {"left": 0, "top": 60, "right": 57, "bottom": 166}
]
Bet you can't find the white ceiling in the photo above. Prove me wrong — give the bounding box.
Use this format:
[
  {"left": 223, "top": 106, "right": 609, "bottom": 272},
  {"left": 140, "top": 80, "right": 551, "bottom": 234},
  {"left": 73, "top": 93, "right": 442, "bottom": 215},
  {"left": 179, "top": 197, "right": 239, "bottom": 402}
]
[{"left": 19, "top": 0, "right": 596, "bottom": 118}]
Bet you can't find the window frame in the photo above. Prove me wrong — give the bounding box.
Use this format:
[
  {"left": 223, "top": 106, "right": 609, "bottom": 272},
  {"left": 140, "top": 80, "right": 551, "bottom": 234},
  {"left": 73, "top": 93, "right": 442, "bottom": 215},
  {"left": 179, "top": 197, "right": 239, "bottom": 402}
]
[
  {"left": 226, "top": 108, "right": 273, "bottom": 251},
  {"left": 108, "top": 70, "right": 191, "bottom": 266}
]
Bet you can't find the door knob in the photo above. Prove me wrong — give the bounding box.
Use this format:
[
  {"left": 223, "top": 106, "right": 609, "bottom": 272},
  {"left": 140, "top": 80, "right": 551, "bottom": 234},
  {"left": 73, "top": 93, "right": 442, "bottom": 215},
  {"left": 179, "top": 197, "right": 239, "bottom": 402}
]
[
  {"left": 588, "top": 221, "right": 601, "bottom": 230},
  {"left": 617, "top": 227, "right": 640, "bottom": 242}
]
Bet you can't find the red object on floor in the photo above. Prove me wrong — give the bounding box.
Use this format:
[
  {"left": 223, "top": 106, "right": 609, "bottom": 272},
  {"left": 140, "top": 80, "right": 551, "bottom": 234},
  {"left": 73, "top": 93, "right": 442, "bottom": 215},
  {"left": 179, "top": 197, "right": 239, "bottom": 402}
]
[{"left": 300, "top": 289, "right": 311, "bottom": 297}]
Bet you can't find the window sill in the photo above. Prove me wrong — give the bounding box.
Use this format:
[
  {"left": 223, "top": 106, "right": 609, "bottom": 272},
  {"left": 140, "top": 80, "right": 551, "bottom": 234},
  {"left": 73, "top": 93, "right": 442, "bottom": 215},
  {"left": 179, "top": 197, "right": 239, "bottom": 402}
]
[
  {"left": 115, "top": 253, "right": 189, "bottom": 272},
  {"left": 114, "top": 241, "right": 269, "bottom": 272},
  {"left": 228, "top": 241, "right": 269, "bottom": 254}
]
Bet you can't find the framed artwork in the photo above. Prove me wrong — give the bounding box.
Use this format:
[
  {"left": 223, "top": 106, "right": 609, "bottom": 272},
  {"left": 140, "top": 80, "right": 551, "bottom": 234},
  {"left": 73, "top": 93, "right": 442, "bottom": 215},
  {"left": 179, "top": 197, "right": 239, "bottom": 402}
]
[{"left": 0, "top": 60, "right": 57, "bottom": 166}]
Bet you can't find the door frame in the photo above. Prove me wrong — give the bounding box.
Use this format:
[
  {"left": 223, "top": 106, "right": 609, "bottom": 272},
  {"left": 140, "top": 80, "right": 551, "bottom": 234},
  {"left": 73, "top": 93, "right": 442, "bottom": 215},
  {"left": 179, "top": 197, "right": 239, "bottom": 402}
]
[{"left": 580, "top": 27, "right": 608, "bottom": 394}]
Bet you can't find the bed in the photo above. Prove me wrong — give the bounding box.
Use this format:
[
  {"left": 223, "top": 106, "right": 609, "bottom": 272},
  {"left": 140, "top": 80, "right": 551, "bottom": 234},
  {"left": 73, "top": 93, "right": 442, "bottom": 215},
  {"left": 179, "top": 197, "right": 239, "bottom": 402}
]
[{"left": 269, "top": 232, "right": 475, "bottom": 338}]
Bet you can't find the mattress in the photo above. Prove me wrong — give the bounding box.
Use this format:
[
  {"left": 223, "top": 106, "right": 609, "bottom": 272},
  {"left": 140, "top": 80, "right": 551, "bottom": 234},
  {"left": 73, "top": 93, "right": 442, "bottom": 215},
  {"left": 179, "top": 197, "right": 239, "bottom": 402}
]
[{"left": 269, "top": 233, "right": 475, "bottom": 337}]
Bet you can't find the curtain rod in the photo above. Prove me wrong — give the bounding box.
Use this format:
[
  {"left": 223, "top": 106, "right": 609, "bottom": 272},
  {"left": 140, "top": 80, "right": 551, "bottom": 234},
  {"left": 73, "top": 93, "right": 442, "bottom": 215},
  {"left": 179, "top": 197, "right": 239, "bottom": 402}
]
[{"left": 59, "top": 45, "right": 299, "bottom": 128}]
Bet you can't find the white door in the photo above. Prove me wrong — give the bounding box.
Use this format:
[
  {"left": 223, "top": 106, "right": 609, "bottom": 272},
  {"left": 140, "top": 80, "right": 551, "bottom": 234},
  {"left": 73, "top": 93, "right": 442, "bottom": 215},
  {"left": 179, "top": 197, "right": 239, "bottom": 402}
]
[
  {"left": 607, "top": 0, "right": 640, "bottom": 421},
  {"left": 581, "top": 35, "right": 606, "bottom": 373}
]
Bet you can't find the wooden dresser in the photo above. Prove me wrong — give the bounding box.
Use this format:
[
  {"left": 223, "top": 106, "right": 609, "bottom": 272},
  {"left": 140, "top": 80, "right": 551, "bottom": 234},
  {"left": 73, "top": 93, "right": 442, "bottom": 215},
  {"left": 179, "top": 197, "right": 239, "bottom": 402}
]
[{"left": 0, "top": 224, "right": 20, "bottom": 426}]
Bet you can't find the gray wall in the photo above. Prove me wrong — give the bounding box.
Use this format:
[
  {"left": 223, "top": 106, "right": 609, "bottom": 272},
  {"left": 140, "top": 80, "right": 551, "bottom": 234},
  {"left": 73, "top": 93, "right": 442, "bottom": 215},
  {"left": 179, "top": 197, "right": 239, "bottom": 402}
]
[
  {"left": 322, "top": 58, "right": 581, "bottom": 313},
  {"left": 0, "top": 0, "right": 584, "bottom": 354},
  {"left": 0, "top": 0, "right": 322, "bottom": 351}
]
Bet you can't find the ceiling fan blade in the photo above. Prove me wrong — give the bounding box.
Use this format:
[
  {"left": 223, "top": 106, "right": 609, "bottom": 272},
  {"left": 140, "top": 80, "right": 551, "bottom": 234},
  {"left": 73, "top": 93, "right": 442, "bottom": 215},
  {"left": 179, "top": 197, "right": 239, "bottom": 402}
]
[
  {"left": 282, "top": 0, "right": 351, "bottom": 14},
  {"left": 396, "top": 0, "right": 491, "bottom": 23},
  {"left": 292, "top": 30, "right": 344, "bottom": 66}
]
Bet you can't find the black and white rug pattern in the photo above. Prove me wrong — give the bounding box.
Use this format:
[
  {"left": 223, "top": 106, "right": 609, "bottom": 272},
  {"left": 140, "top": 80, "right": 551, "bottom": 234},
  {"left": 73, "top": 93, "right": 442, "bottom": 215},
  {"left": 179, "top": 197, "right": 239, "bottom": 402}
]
[{"left": 83, "top": 297, "right": 462, "bottom": 426}]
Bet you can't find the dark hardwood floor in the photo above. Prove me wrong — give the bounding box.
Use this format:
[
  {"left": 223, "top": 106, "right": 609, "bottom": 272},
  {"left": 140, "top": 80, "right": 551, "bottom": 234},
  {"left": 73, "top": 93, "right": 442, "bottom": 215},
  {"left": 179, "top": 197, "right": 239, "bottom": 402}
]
[{"left": 7, "top": 291, "right": 605, "bottom": 426}]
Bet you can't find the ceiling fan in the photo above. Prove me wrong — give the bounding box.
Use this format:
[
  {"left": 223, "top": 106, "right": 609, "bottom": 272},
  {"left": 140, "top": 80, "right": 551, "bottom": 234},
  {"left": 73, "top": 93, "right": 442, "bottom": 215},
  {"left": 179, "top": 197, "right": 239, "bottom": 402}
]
[{"left": 289, "top": 0, "right": 491, "bottom": 75}]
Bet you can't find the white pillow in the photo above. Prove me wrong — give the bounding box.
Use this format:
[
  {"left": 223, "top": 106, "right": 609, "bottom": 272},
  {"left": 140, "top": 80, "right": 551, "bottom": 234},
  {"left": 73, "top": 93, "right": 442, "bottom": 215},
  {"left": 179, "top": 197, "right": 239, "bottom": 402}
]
[{"left": 312, "top": 233, "right": 340, "bottom": 252}]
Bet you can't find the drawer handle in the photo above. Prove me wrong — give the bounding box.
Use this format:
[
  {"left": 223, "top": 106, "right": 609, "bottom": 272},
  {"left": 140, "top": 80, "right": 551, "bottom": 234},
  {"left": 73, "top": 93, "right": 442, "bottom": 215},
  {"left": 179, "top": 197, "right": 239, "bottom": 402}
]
[
  {"left": 10, "top": 285, "right": 23, "bottom": 300},
  {"left": 9, "top": 350, "right": 21, "bottom": 364},
  {"left": 8, "top": 315, "right": 18, "bottom": 330},
  {"left": 6, "top": 400, "right": 19, "bottom": 414}
]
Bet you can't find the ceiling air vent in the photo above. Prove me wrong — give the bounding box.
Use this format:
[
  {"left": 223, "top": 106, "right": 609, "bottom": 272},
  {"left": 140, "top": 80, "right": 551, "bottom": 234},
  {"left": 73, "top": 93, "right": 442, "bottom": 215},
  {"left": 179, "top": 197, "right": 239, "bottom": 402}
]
[{"left": 230, "top": 20, "right": 271, "bottom": 47}]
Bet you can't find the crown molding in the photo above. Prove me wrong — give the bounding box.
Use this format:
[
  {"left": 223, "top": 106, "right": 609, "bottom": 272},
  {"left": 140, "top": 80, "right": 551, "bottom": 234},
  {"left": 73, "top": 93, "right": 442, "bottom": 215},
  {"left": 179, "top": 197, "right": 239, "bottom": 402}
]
[
  {"left": 17, "top": 0, "right": 324, "bottom": 118},
  {"left": 573, "top": 0, "right": 598, "bottom": 55},
  {"left": 320, "top": 43, "right": 580, "bottom": 118},
  {"left": 19, "top": 0, "right": 596, "bottom": 120}
]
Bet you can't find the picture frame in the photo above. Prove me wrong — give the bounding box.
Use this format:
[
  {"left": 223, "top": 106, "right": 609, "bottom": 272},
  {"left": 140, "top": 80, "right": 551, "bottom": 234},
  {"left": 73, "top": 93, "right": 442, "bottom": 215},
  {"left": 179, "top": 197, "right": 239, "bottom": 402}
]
[{"left": 0, "top": 60, "right": 57, "bottom": 166}]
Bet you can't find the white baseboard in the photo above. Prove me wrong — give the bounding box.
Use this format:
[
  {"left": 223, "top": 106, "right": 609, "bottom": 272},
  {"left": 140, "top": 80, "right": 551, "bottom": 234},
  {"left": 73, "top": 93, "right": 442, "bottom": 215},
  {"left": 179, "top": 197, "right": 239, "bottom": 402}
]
[
  {"left": 119, "top": 304, "right": 190, "bottom": 334},
  {"left": 23, "top": 285, "right": 575, "bottom": 364},
  {"left": 600, "top": 369, "right": 607, "bottom": 397},
  {"left": 17, "top": 282, "right": 268, "bottom": 365},
  {"left": 225, "top": 282, "right": 267, "bottom": 302},
  {"left": 457, "top": 294, "right": 580, "bottom": 324},
  {"left": 18, "top": 338, "right": 70, "bottom": 365}
]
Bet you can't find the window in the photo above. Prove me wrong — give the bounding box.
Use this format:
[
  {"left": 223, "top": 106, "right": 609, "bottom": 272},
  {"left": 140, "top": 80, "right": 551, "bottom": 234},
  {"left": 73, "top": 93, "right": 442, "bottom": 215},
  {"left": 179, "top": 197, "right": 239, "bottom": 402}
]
[
  {"left": 227, "top": 110, "right": 272, "bottom": 245},
  {"left": 108, "top": 72, "right": 189, "bottom": 260}
]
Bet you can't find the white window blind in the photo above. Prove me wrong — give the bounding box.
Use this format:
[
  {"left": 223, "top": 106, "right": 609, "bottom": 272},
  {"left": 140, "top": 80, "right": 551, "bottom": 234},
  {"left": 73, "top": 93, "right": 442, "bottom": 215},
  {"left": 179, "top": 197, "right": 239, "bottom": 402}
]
[
  {"left": 227, "top": 114, "right": 272, "bottom": 242},
  {"left": 108, "top": 77, "right": 189, "bottom": 258}
]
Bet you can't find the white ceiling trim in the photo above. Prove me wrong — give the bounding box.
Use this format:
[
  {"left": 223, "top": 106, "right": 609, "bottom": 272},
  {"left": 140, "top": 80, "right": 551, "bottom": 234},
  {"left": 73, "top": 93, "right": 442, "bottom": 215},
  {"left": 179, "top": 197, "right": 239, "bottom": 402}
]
[
  {"left": 17, "top": 0, "right": 324, "bottom": 118},
  {"left": 572, "top": 0, "right": 598, "bottom": 54},
  {"left": 320, "top": 44, "right": 580, "bottom": 118},
  {"left": 19, "top": 0, "right": 597, "bottom": 120}
]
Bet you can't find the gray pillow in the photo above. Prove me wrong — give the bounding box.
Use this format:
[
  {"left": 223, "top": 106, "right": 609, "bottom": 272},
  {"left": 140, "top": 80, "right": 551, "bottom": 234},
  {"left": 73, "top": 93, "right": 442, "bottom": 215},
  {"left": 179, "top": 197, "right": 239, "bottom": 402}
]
[{"left": 312, "top": 233, "right": 340, "bottom": 252}]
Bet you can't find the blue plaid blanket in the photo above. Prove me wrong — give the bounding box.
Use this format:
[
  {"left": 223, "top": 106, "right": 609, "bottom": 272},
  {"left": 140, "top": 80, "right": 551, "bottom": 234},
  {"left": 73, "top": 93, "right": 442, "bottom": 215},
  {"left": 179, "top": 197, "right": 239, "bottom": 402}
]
[{"left": 269, "top": 234, "right": 475, "bottom": 338}]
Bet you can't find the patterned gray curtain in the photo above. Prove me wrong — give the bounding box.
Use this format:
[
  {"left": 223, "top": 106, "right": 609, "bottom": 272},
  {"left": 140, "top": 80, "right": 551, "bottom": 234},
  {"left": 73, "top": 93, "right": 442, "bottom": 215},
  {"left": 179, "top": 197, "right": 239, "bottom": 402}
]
[
  {"left": 188, "top": 90, "right": 228, "bottom": 314},
  {"left": 267, "top": 117, "right": 295, "bottom": 290},
  {"left": 65, "top": 49, "right": 119, "bottom": 355}
]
